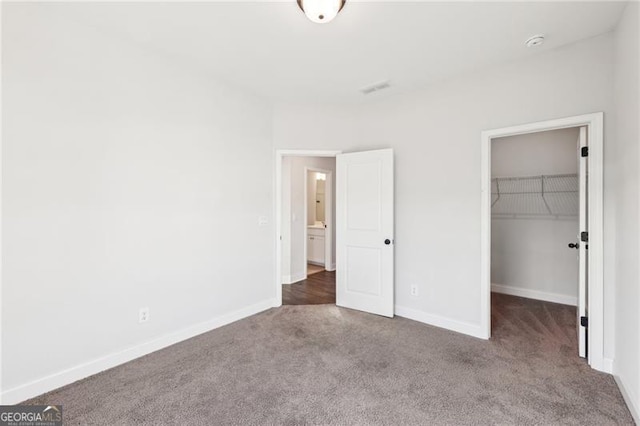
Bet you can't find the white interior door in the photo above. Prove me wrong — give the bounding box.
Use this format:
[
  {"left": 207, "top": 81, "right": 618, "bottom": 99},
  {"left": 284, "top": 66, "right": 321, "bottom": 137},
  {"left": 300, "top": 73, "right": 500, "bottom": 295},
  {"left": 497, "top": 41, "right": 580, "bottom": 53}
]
[
  {"left": 336, "top": 149, "right": 394, "bottom": 317},
  {"left": 577, "top": 126, "right": 588, "bottom": 358}
]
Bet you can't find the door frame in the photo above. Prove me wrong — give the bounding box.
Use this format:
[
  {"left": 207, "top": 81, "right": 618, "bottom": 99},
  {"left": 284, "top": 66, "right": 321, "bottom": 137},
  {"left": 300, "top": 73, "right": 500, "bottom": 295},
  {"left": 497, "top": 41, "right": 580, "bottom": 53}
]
[
  {"left": 274, "top": 150, "right": 341, "bottom": 307},
  {"left": 304, "top": 166, "right": 334, "bottom": 273},
  {"left": 480, "top": 112, "right": 605, "bottom": 371}
]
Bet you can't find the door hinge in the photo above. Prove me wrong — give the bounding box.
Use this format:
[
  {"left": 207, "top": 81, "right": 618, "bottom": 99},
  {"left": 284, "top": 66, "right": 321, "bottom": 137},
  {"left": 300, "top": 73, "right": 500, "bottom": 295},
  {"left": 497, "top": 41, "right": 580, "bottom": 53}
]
[
  {"left": 581, "top": 146, "right": 589, "bottom": 157},
  {"left": 580, "top": 316, "right": 588, "bottom": 328},
  {"left": 580, "top": 231, "right": 588, "bottom": 242}
]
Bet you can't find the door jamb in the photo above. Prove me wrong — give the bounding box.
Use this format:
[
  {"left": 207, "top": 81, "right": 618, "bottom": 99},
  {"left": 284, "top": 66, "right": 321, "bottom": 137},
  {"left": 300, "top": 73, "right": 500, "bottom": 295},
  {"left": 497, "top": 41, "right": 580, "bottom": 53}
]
[
  {"left": 274, "top": 150, "right": 341, "bottom": 307},
  {"left": 480, "top": 112, "right": 605, "bottom": 371}
]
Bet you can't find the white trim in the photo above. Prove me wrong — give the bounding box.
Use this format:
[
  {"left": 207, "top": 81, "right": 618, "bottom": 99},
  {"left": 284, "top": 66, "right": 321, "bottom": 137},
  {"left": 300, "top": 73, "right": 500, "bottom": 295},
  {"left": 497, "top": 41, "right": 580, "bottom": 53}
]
[
  {"left": 0, "top": 298, "right": 275, "bottom": 405},
  {"left": 481, "top": 112, "right": 606, "bottom": 370},
  {"left": 300, "top": 168, "right": 309, "bottom": 282},
  {"left": 395, "top": 305, "right": 486, "bottom": 339},
  {"left": 303, "top": 168, "right": 309, "bottom": 277},
  {"left": 327, "top": 262, "right": 337, "bottom": 272},
  {"left": 602, "top": 357, "right": 614, "bottom": 375},
  {"left": 324, "top": 173, "right": 333, "bottom": 272},
  {"left": 274, "top": 150, "right": 341, "bottom": 307},
  {"left": 282, "top": 272, "right": 306, "bottom": 285},
  {"left": 614, "top": 375, "right": 640, "bottom": 425},
  {"left": 491, "top": 283, "right": 577, "bottom": 306}
]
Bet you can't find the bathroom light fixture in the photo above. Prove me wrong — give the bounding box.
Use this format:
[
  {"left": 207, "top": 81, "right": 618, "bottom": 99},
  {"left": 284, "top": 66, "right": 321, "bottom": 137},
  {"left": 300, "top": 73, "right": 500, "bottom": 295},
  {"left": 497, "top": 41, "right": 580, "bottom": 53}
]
[{"left": 297, "top": 0, "right": 346, "bottom": 24}]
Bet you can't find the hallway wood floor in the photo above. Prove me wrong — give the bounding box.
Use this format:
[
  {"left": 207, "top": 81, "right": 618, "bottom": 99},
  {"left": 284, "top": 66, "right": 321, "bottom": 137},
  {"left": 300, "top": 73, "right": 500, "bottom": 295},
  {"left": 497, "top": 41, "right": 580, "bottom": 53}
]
[
  {"left": 282, "top": 270, "right": 335, "bottom": 305},
  {"left": 307, "top": 263, "right": 324, "bottom": 275}
]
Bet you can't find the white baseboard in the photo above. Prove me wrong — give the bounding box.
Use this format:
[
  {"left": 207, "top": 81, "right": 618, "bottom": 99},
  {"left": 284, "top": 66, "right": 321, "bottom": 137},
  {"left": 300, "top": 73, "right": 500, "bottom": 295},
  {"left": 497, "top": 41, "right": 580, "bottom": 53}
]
[
  {"left": 395, "top": 305, "right": 487, "bottom": 340},
  {"left": 492, "top": 283, "right": 577, "bottom": 306},
  {"left": 614, "top": 374, "right": 640, "bottom": 425},
  {"left": 282, "top": 272, "right": 306, "bottom": 284},
  {"left": 326, "top": 263, "right": 336, "bottom": 272},
  {"left": 1, "top": 298, "right": 276, "bottom": 405},
  {"left": 602, "top": 357, "right": 614, "bottom": 374},
  {"left": 282, "top": 275, "right": 293, "bottom": 284}
]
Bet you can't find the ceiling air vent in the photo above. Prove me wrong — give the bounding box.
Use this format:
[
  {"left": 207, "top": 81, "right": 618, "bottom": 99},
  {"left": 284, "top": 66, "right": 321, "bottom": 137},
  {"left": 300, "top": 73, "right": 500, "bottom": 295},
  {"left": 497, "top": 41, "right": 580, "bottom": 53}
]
[{"left": 360, "top": 80, "right": 391, "bottom": 95}]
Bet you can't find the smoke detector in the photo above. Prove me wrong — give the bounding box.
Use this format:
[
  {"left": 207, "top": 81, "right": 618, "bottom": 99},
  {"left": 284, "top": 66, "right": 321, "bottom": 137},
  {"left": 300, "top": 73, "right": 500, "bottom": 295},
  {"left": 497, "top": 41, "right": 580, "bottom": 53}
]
[
  {"left": 360, "top": 80, "right": 391, "bottom": 95},
  {"left": 525, "top": 35, "right": 545, "bottom": 48}
]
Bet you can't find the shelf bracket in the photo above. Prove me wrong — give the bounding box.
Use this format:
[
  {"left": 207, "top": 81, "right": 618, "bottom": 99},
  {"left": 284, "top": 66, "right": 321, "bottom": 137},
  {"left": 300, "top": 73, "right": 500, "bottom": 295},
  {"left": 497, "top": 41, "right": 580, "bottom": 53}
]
[{"left": 541, "top": 175, "right": 553, "bottom": 215}]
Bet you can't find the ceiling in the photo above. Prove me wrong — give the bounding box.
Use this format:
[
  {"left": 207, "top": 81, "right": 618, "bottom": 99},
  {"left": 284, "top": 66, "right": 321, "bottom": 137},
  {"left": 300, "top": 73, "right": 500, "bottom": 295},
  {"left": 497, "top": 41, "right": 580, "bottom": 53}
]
[{"left": 47, "top": 1, "right": 627, "bottom": 103}]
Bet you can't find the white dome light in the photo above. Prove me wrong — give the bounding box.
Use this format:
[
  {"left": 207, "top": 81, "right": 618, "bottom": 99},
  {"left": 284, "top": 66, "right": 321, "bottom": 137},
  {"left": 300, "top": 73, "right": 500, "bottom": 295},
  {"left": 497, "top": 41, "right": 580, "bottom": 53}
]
[{"left": 297, "top": 0, "right": 346, "bottom": 24}]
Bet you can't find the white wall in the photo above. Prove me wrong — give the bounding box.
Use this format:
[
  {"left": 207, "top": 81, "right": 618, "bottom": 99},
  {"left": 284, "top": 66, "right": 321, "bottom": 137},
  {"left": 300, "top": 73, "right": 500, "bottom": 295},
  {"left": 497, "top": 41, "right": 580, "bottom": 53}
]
[
  {"left": 491, "top": 129, "right": 579, "bottom": 177},
  {"left": 281, "top": 157, "right": 336, "bottom": 284},
  {"left": 492, "top": 220, "right": 579, "bottom": 305},
  {"left": 491, "top": 128, "right": 580, "bottom": 305},
  {"left": 2, "top": 4, "right": 274, "bottom": 401},
  {"left": 612, "top": 1, "right": 640, "bottom": 421},
  {"left": 274, "top": 33, "right": 615, "bottom": 341}
]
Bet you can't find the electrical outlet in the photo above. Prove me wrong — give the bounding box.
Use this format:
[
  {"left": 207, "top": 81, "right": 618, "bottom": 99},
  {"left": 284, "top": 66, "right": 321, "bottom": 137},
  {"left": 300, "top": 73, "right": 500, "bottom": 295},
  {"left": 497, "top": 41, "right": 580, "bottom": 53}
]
[
  {"left": 139, "top": 307, "right": 149, "bottom": 323},
  {"left": 258, "top": 216, "right": 268, "bottom": 226},
  {"left": 410, "top": 285, "right": 419, "bottom": 297}
]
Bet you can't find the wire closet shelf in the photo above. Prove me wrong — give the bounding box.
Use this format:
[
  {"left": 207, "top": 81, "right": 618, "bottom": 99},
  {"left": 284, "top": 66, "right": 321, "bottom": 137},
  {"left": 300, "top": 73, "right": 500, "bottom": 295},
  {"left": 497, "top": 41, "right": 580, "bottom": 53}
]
[{"left": 491, "top": 173, "right": 578, "bottom": 218}]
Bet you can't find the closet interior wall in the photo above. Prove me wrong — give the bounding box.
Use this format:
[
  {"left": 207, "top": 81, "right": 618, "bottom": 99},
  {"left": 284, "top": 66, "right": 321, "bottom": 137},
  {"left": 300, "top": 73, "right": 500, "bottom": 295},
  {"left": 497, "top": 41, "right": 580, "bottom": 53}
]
[{"left": 491, "top": 128, "right": 580, "bottom": 305}]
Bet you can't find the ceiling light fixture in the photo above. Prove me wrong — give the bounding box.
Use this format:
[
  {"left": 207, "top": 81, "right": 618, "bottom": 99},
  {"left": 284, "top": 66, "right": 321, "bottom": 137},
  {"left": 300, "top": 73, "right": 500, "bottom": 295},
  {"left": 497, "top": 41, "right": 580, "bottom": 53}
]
[
  {"left": 297, "top": 0, "right": 346, "bottom": 24},
  {"left": 525, "top": 34, "right": 545, "bottom": 48}
]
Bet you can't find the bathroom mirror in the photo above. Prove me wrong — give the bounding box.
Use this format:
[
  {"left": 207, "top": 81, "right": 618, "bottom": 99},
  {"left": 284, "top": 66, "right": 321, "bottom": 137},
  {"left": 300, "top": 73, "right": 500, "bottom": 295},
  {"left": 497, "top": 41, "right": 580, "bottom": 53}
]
[{"left": 307, "top": 171, "right": 327, "bottom": 224}]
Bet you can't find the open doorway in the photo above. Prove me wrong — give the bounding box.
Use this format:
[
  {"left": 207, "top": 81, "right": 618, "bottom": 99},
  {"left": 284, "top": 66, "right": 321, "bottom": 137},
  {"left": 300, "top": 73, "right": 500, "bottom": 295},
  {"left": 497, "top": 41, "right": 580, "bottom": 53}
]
[
  {"left": 306, "top": 169, "right": 331, "bottom": 276},
  {"left": 490, "top": 127, "right": 586, "bottom": 357},
  {"left": 480, "top": 113, "right": 605, "bottom": 372},
  {"left": 275, "top": 149, "right": 395, "bottom": 317},
  {"left": 279, "top": 155, "right": 336, "bottom": 305}
]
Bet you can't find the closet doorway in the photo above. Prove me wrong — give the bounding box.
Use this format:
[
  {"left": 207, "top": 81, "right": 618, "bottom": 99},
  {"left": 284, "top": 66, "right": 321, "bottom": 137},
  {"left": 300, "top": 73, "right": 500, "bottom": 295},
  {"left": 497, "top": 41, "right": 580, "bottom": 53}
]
[
  {"left": 491, "top": 127, "right": 585, "bottom": 353},
  {"left": 480, "top": 113, "right": 605, "bottom": 372}
]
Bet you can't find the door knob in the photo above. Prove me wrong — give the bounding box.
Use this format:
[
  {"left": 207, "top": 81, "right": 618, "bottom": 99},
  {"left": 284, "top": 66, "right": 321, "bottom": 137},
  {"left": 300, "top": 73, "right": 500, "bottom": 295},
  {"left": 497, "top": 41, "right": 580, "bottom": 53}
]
[
  {"left": 384, "top": 239, "right": 391, "bottom": 245},
  {"left": 568, "top": 242, "right": 579, "bottom": 249}
]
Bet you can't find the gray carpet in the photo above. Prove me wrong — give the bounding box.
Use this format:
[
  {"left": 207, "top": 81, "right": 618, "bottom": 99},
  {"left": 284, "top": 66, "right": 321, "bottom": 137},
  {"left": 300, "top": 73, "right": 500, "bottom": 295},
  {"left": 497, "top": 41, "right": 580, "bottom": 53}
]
[{"left": 27, "top": 295, "right": 633, "bottom": 425}]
